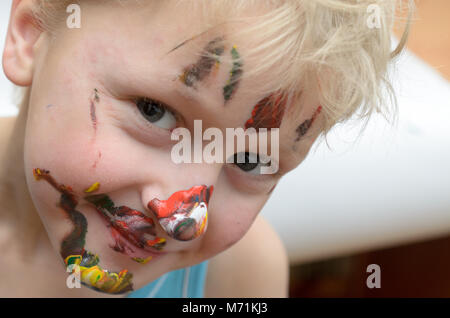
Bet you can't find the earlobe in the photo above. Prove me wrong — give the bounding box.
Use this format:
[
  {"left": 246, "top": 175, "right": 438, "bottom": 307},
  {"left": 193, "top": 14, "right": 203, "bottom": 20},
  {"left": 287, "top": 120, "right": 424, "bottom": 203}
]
[{"left": 2, "top": 0, "right": 44, "bottom": 87}]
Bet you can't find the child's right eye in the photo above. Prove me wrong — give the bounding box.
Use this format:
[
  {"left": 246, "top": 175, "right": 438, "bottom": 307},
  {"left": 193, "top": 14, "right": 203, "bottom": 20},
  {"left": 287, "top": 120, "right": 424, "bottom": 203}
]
[{"left": 135, "top": 97, "right": 177, "bottom": 130}]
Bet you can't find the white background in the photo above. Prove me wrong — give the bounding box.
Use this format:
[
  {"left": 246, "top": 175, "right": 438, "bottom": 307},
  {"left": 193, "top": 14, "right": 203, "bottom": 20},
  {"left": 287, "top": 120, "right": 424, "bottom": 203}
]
[{"left": 1, "top": 0, "right": 449, "bottom": 265}]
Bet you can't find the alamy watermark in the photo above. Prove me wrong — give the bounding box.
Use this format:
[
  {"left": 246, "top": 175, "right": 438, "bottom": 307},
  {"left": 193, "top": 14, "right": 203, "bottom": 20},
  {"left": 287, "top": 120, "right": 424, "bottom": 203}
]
[
  {"left": 66, "top": 264, "right": 81, "bottom": 289},
  {"left": 65, "top": 3, "right": 383, "bottom": 30},
  {"left": 366, "top": 264, "right": 381, "bottom": 289},
  {"left": 66, "top": 4, "right": 81, "bottom": 29},
  {"left": 170, "top": 120, "right": 279, "bottom": 175},
  {"left": 367, "top": 4, "right": 382, "bottom": 29}
]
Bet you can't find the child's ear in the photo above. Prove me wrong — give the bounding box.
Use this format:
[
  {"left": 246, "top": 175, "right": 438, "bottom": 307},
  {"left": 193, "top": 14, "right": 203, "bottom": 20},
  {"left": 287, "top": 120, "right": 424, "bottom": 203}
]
[{"left": 3, "top": 0, "right": 44, "bottom": 87}]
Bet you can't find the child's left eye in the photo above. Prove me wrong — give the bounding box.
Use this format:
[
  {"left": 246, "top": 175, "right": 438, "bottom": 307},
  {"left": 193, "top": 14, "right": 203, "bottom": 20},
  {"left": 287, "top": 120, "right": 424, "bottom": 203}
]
[
  {"left": 136, "top": 97, "right": 177, "bottom": 130},
  {"left": 231, "top": 152, "right": 271, "bottom": 175}
]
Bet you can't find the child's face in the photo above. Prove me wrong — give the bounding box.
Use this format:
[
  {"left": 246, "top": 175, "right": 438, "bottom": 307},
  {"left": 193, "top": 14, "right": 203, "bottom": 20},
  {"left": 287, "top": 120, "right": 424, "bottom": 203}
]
[{"left": 22, "top": 2, "right": 323, "bottom": 293}]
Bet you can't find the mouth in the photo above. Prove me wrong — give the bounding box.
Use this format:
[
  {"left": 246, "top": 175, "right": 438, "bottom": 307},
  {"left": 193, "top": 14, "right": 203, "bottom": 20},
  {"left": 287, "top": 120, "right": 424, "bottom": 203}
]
[{"left": 147, "top": 185, "right": 213, "bottom": 241}]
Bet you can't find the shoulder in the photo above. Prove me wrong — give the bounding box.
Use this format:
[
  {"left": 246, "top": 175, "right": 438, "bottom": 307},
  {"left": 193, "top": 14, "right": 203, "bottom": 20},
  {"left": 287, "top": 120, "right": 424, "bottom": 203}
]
[{"left": 204, "top": 214, "right": 289, "bottom": 298}]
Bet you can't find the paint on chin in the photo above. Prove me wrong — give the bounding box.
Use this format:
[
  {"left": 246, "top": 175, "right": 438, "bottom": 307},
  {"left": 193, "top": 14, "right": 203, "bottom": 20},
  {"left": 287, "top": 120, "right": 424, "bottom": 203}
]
[
  {"left": 83, "top": 191, "right": 167, "bottom": 263},
  {"left": 32, "top": 168, "right": 134, "bottom": 294},
  {"left": 147, "top": 185, "right": 214, "bottom": 241}
]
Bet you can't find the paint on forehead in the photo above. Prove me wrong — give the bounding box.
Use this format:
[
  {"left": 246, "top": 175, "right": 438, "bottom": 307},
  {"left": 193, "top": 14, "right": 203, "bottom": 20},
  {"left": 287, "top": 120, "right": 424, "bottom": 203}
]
[
  {"left": 179, "top": 37, "right": 225, "bottom": 87},
  {"left": 295, "top": 106, "right": 322, "bottom": 141},
  {"left": 32, "top": 168, "right": 134, "bottom": 294},
  {"left": 223, "top": 45, "right": 243, "bottom": 102},
  {"left": 244, "top": 93, "right": 287, "bottom": 130},
  {"left": 147, "top": 185, "right": 213, "bottom": 241}
]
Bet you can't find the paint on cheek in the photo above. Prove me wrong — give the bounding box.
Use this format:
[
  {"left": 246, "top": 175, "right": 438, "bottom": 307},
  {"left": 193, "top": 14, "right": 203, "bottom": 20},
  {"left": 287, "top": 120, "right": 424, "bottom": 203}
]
[
  {"left": 32, "top": 168, "right": 134, "bottom": 294},
  {"left": 244, "top": 93, "right": 287, "bottom": 130},
  {"left": 91, "top": 151, "right": 102, "bottom": 169},
  {"left": 90, "top": 88, "right": 100, "bottom": 132},
  {"left": 179, "top": 37, "right": 225, "bottom": 87},
  {"left": 147, "top": 185, "right": 214, "bottom": 241},
  {"left": 84, "top": 192, "right": 167, "bottom": 262},
  {"left": 223, "top": 45, "right": 243, "bottom": 102},
  {"left": 84, "top": 182, "right": 100, "bottom": 193},
  {"left": 295, "top": 106, "right": 322, "bottom": 141}
]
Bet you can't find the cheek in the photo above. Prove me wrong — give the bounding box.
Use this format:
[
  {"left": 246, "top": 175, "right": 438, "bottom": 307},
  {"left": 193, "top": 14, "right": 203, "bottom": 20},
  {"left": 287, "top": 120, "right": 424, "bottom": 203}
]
[
  {"left": 200, "top": 197, "right": 263, "bottom": 257},
  {"left": 25, "top": 124, "right": 97, "bottom": 189}
]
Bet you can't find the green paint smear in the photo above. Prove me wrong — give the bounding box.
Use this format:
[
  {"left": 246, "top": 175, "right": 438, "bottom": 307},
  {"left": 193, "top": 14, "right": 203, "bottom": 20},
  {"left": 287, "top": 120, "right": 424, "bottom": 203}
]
[
  {"left": 84, "top": 193, "right": 115, "bottom": 212},
  {"left": 223, "top": 46, "right": 243, "bottom": 102}
]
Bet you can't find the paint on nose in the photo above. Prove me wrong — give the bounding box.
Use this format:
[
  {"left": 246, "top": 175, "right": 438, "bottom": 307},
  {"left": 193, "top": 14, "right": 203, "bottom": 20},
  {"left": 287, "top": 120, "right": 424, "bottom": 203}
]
[{"left": 147, "top": 185, "right": 214, "bottom": 241}]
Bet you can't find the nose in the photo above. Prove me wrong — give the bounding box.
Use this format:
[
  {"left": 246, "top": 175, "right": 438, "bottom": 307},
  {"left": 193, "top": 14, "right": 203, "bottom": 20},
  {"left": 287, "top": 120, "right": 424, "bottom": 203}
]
[{"left": 147, "top": 185, "right": 214, "bottom": 241}]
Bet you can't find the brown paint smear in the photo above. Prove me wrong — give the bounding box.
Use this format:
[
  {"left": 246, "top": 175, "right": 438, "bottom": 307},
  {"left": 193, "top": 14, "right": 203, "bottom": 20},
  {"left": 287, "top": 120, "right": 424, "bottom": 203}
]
[{"left": 295, "top": 106, "right": 322, "bottom": 141}]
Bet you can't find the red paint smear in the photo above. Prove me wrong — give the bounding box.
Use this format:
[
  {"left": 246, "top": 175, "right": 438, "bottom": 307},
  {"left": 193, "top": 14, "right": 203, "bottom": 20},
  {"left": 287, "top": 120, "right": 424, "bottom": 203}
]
[
  {"left": 90, "top": 89, "right": 100, "bottom": 133},
  {"left": 148, "top": 185, "right": 213, "bottom": 219},
  {"left": 245, "top": 93, "right": 287, "bottom": 130},
  {"left": 92, "top": 151, "right": 102, "bottom": 169},
  {"left": 102, "top": 211, "right": 165, "bottom": 259},
  {"left": 311, "top": 105, "right": 322, "bottom": 125}
]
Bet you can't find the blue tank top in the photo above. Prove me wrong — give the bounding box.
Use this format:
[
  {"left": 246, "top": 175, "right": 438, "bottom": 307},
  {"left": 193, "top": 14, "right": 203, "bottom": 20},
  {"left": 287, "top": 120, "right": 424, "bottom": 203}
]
[{"left": 127, "top": 261, "right": 209, "bottom": 298}]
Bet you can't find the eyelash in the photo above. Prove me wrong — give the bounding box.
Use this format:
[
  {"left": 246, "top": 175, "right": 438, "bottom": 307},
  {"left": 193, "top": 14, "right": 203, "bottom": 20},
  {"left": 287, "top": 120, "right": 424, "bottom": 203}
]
[{"left": 133, "top": 97, "right": 182, "bottom": 131}]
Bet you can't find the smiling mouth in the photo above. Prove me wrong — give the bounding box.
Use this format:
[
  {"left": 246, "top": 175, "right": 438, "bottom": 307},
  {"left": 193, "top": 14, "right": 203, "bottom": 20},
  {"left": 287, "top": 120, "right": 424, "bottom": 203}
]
[{"left": 84, "top": 194, "right": 168, "bottom": 261}]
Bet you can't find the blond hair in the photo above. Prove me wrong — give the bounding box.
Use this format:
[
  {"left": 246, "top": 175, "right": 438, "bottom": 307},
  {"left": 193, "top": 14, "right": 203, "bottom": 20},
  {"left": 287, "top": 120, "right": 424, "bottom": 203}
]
[{"left": 20, "top": 0, "right": 413, "bottom": 140}]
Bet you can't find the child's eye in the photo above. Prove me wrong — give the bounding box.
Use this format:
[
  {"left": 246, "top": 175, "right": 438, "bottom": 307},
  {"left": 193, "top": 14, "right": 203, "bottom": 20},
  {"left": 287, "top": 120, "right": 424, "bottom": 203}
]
[
  {"left": 136, "top": 97, "right": 177, "bottom": 130},
  {"left": 232, "top": 152, "right": 271, "bottom": 175}
]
